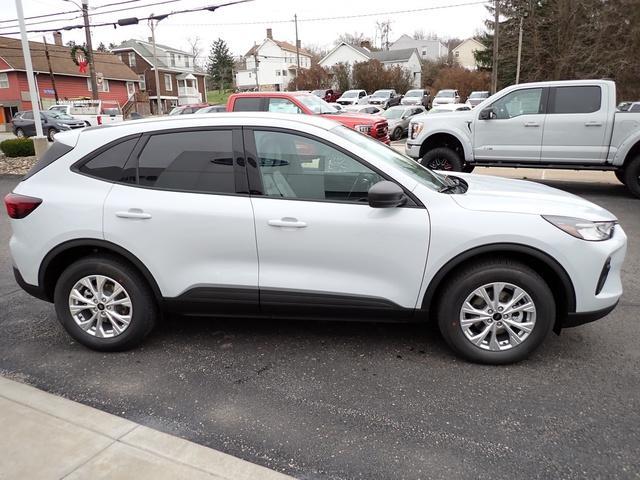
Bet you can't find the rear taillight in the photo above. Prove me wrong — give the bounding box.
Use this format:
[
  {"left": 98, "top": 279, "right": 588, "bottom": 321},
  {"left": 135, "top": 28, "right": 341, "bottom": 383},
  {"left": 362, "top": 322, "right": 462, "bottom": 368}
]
[
  {"left": 4, "top": 193, "right": 42, "bottom": 219},
  {"left": 97, "top": 115, "right": 102, "bottom": 125}
]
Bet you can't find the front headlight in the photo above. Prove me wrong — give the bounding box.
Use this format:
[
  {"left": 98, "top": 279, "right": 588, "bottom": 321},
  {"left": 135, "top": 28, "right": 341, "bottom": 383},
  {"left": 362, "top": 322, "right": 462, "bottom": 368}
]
[
  {"left": 543, "top": 215, "right": 617, "bottom": 241},
  {"left": 409, "top": 122, "right": 424, "bottom": 140},
  {"left": 59, "top": 124, "right": 71, "bottom": 129},
  {"left": 355, "top": 124, "right": 371, "bottom": 134}
]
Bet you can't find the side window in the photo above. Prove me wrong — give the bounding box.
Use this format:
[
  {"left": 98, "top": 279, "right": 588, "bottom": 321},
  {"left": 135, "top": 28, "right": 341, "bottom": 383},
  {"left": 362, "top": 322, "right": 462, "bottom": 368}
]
[
  {"left": 253, "top": 130, "right": 384, "bottom": 203},
  {"left": 138, "top": 130, "right": 236, "bottom": 194},
  {"left": 268, "top": 98, "right": 301, "bottom": 114},
  {"left": 79, "top": 137, "right": 138, "bottom": 182},
  {"left": 490, "top": 88, "right": 543, "bottom": 119},
  {"left": 23, "top": 112, "right": 33, "bottom": 120},
  {"left": 550, "top": 86, "right": 601, "bottom": 114},
  {"left": 233, "top": 97, "right": 263, "bottom": 112},
  {"left": 359, "top": 91, "right": 365, "bottom": 98},
  {"left": 630, "top": 104, "right": 640, "bottom": 112}
]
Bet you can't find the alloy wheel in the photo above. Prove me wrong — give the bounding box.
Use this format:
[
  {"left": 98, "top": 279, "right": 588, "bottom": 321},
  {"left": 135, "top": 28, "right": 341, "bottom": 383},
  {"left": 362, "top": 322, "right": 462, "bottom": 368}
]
[
  {"left": 68, "top": 275, "right": 133, "bottom": 338},
  {"left": 428, "top": 158, "right": 453, "bottom": 170},
  {"left": 459, "top": 282, "right": 537, "bottom": 351}
]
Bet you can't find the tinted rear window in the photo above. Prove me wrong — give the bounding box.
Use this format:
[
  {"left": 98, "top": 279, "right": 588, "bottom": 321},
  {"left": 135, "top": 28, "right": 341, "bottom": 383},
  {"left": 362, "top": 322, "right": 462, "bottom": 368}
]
[
  {"left": 232, "top": 97, "right": 263, "bottom": 112},
  {"left": 137, "top": 130, "right": 235, "bottom": 194},
  {"left": 550, "top": 86, "right": 601, "bottom": 114},
  {"left": 23, "top": 141, "right": 74, "bottom": 180},
  {"left": 78, "top": 137, "right": 139, "bottom": 181}
]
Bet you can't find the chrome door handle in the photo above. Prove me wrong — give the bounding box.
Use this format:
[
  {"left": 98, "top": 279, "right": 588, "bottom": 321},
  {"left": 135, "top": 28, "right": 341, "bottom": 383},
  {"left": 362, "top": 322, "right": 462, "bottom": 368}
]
[
  {"left": 268, "top": 217, "right": 307, "bottom": 228},
  {"left": 116, "top": 209, "right": 152, "bottom": 220},
  {"left": 585, "top": 122, "right": 603, "bottom": 127},
  {"left": 524, "top": 122, "right": 540, "bottom": 127}
]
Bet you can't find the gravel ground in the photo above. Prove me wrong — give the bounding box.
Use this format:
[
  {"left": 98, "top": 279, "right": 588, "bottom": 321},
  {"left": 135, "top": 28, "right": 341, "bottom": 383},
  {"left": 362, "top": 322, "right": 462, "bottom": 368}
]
[{"left": 0, "top": 155, "right": 36, "bottom": 175}]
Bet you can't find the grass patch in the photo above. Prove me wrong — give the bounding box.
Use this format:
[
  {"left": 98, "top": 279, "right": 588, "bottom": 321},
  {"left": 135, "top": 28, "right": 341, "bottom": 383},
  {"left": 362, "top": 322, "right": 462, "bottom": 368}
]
[{"left": 207, "top": 89, "right": 233, "bottom": 105}]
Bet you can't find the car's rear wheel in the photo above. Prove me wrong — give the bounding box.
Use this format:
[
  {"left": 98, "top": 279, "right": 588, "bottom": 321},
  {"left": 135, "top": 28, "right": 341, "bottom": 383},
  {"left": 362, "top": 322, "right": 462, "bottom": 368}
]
[
  {"left": 437, "top": 259, "right": 555, "bottom": 364},
  {"left": 15, "top": 128, "right": 25, "bottom": 138},
  {"left": 47, "top": 128, "right": 58, "bottom": 142},
  {"left": 623, "top": 156, "right": 640, "bottom": 198},
  {"left": 421, "top": 147, "right": 463, "bottom": 171},
  {"left": 54, "top": 255, "right": 157, "bottom": 351},
  {"left": 392, "top": 127, "right": 403, "bottom": 141},
  {"left": 614, "top": 169, "right": 626, "bottom": 185}
]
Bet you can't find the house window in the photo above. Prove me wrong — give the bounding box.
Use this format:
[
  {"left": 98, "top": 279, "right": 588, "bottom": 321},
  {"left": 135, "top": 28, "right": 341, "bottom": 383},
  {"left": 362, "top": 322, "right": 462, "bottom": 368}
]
[
  {"left": 164, "top": 74, "right": 173, "bottom": 91},
  {"left": 422, "top": 49, "right": 427, "bottom": 56},
  {"left": 185, "top": 56, "right": 190, "bottom": 68},
  {"left": 276, "top": 71, "right": 281, "bottom": 76},
  {"left": 282, "top": 70, "right": 287, "bottom": 76},
  {"left": 126, "top": 81, "right": 135, "bottom": 96},
  {"left": 87, "top": 77, "right": 109, "bottom": 92},
  {"left": 0, "top": 73, "right": 8, "bottom": 88},
  {"left": 128, "top": 52, "right": 136, "bottom": 67},
  {"left": 138, "top": 74, "right": 146, "bottom": 91},
  {"left": 170, "top": 53, "right": 176, "bottom": 67},
  {"left": 454, "top": 51, "right": 460, "bottom": 57}
]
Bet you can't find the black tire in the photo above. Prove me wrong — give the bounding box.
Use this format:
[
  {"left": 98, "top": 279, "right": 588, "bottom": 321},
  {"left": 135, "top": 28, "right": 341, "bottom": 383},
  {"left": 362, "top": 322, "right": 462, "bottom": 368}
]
[
  {"left": 623, "top": 155, "right": 640, "bottom": 198},
  {"left": 15, "top": 128, "right": 25, "bottom": 138},
  {"left": 53, "top": 255, "right": 157, "bottom": 351},
  {"left": 614, "top": 169, "right": 626, "bottom": 185},
  {"left": 47, "top": 128, "right": 58, "bottom": 142},
  {"left": 462, "top": 163, "right": 475, "bottom": 173},
  {"left": 392, "top": 127, "right": 403, "bottom": 141},
  {"left": 421, "top": 147, "right": 463, "bottom": 171},
  {"left": 436, "top": 258, "right": 555, "bottom": 365}
]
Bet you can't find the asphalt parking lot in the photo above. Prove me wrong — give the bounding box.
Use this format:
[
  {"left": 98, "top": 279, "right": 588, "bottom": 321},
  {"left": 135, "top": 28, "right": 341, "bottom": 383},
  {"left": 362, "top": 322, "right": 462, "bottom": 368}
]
[{"left": 1, "top": 173, "right": 639, "bottom": 480}]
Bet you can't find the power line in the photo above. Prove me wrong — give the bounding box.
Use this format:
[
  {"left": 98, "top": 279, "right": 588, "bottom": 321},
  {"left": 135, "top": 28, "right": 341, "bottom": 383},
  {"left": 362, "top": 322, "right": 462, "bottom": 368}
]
[
  {"left": 0, "top": 0, "right": 253, "bottom": 35},
  {"left": 0, "top": 0, "right": 148, "bottom": 24}
]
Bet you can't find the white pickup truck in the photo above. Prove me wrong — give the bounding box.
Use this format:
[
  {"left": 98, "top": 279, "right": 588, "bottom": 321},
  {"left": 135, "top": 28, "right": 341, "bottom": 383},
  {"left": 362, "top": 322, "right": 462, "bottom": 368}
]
[
  {"left": 48, "top": 100, "right": 124, "bottom": 127},
  {"left": 405, "top": 80, "right": 640, "bottom": 197}
]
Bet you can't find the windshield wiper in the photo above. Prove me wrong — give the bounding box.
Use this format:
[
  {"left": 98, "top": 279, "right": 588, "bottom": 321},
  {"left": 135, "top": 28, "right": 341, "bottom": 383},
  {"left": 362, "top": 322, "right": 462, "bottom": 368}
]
[{"left": 438, "top": 184, "right": 458, "bottom": 193}]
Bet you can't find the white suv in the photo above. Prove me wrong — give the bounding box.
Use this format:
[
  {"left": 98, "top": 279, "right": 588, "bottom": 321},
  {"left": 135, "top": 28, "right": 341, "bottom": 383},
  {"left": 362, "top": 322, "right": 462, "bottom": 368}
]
[{"left": 5, "top": 113, "right": 627, "bottom": 364}]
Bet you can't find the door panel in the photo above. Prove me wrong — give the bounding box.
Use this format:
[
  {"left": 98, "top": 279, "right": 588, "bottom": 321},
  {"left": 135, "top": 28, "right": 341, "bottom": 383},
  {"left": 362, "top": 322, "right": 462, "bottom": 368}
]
[
  {"left": 473, "top": 87, "right": 545, "bottom": 162},
  {"left": 541, "top": 85, "right": 608, "bottom": 163}
]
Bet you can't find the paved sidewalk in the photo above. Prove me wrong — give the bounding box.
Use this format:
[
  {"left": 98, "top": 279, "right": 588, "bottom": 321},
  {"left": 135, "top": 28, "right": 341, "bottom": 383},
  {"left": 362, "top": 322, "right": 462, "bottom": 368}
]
[{"left": 0, "top": 376, "right": 295, "bottom": 480}]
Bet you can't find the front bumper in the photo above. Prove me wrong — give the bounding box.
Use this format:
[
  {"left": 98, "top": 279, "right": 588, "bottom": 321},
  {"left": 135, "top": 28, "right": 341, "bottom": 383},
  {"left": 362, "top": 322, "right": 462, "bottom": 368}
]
[
  {"left": 405, "top": 142, "right": 421, "bottom": 159},
  {"left": 563, "top": 302, "right": 618, "bottom": 328}
]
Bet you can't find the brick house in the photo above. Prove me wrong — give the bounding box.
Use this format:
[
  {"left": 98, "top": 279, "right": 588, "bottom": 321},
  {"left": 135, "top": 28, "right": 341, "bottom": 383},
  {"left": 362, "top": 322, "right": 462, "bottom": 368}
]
[
  {"left": 0, "top": 34, "right": 141, "bottom": 129},
  {"left": 112, "top": 39, "right": 207, "bottom": 114}
]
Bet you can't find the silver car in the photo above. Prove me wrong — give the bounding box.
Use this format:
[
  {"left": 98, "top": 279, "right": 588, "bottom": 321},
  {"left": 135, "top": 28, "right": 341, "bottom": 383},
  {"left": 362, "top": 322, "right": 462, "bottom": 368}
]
[
  {"left": 466, "top": 91, "right": 490, "bottom": 108},
  {"left": 432, "top": 89, "right": 460, "bottom": 106},
  {"left": 401, "top": 89, "right": 431, "bottom": 108},
  {"left": 382, "top": 105, "right": 426, "bottom": 140}
]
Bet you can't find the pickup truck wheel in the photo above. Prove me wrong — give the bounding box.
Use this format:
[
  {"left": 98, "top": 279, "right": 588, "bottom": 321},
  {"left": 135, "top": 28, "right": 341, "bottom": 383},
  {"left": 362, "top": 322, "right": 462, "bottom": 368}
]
[
  {"left": 624, "top": 156, "right": 640, "bottom": 197},
  {"left": 614, "top": 169, "right": 626, "bottom": 185},
  {"left": 421, "top": 147, "right": 463, "bottom": 172},
  {"left": 462, "top": 164, "right": 475, "bottom": 173}
]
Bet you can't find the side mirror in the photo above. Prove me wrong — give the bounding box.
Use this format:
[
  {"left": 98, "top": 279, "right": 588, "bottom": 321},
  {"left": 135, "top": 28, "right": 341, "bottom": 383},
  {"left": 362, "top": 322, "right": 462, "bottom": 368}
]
[
  {"left": 479, "top": 107, "right": 496, "bottom": 120},
  {"left": 368, "top": 181, "right": 406, "bottom": 208}
]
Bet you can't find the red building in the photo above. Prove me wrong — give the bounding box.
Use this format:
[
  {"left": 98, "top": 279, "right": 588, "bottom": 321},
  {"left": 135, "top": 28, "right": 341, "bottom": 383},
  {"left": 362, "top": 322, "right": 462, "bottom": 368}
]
[{"left": 0, "top": 34, "right": 141, "bottom": 129}]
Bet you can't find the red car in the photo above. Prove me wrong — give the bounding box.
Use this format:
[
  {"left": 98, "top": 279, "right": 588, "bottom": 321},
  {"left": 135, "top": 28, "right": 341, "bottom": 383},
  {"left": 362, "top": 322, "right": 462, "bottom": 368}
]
[
  {"left": 226, "top": 92, "right": 390, "bottom": 144},
  {"left": 311, "top": 89, "right": 341, "bottom": 103}
]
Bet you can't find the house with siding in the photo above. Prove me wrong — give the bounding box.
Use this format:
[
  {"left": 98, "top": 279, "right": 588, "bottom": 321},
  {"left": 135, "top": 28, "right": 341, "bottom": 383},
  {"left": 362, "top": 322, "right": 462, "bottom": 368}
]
[
  {"left": 0, "top": 34, "right": 140, "bottom": 129},
  {"left": 318, "top": 42, "right": 422, "bottom": 88},
  {"left": 451, "top": 38, "right": 486, "bottom": 70},
  {"left": 112, "top": 39, "right": 207, "bottom": 114},
  {"left": 389, "top": 35, "right": 448, "bottom": 61}
]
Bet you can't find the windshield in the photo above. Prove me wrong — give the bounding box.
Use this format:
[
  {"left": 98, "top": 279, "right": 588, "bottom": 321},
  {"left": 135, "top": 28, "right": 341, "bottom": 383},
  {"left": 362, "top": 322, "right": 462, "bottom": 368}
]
[
  {"left": 436, "top": 90, "right": 455, "bottom": 98},
  {"left": 405, "top": 90, "right": 422, "bottom": 97},
  {"left": 44, "top": 111, "right": 73, "bottom": 120},
  {"left": 311, "top": 90, "right": 325, "bottom": 97},
  {"left": 297, "top": 94, "right": 337, "bottom": 114},
  {"left": 469, "top": 92, "right": 488, "bottom": 99},
  {"left": 332, "top": 126, "right": 446, "bottom": 191},
  {"left": 382, "top": 108, "right": 405, "bottom": 119},
  {"left": 168, "top": 107, "right": 182, "bottom": 116},
  {"left": 342, "top": 90, "right": 359, "bottom": 98},
  {"left": 372, "top": 90, "right": 391, "bottom": 98}
]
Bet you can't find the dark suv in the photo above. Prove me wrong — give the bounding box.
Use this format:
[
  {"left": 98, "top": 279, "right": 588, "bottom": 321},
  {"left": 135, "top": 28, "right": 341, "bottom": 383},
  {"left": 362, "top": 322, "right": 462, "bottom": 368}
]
[{"left": 12, "top": 110, "right": 86, "bottom": 141}]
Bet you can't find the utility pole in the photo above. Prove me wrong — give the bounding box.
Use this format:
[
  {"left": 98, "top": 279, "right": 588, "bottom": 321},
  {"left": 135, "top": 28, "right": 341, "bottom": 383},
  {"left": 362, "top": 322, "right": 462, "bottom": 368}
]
[
  {"left": 253, "top": 53, "right": 260, "bottom": 90},
  {"left": 515, "top": 15, "right": 524, "bottom": 84},
  {"left": 294, "top": 14, "right": 300, "bottom": 91},
  {"left": 490, "top": 0, "right": 500, "bottom": 93},
  {"left": 15, "top": 0, "right": 46, "bottom": 154},
  {"left": 43, "top": 37, "right": 59, "bottom": 102},
  {"left": 149, "top": 15, "right": 163, "bottom": 114},
  {"left": 81, "top": 0, "right": 99, "bottom": 100}
]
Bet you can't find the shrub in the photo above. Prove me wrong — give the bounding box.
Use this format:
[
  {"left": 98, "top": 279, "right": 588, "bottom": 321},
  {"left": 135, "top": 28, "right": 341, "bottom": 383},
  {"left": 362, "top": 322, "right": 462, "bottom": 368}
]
[{"left": 0, "top": 138, "right": 35, "bottom": 157}]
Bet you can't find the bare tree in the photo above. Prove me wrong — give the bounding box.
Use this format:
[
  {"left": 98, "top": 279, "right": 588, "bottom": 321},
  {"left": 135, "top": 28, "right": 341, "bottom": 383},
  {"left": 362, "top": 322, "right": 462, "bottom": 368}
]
[{"left": 186, "top": 36, "right": 203, "bottom": 68}]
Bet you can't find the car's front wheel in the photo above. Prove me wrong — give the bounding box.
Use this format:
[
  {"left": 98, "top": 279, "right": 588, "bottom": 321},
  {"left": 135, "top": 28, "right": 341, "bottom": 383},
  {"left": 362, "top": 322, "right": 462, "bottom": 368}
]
[
  {"left": 392, "top": 127, "right": 403, "bottom": 141},
  {"left": 437, "top": 259, "right": 555, "bottom": 364},
  {"left": 421, "top": 147, "right": 463, "bottom": 171},
  {"left": 624, "top": 155, "right": 640, "bottom": 198},
  {"left": 53, "top": 255, "right": 157, "bottom": 351}
]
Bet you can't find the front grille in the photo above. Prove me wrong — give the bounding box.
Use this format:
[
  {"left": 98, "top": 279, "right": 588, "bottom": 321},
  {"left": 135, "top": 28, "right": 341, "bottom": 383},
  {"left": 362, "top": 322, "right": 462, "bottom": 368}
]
[{"left": 374, "top": 122, "right": 388, "bottom": 138}]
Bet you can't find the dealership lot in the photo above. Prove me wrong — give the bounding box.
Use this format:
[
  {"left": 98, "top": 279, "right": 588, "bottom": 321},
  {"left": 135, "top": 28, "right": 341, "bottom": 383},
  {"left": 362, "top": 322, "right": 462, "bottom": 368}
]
[{"left": 1, "top": 173, "right": 638, "bottom": 479}]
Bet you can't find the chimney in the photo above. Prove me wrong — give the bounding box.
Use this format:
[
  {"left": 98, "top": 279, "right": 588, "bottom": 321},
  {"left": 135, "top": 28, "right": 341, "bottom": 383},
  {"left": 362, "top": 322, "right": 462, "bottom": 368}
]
[
  {"left": 53, "top": 31, "right": 62, "bottom": 46},
  {"left": 266, "top": 28, "right": 273, "bottom": 40},
  {"left": 360, "top": 40, "right": 371, "bottom": 50}
]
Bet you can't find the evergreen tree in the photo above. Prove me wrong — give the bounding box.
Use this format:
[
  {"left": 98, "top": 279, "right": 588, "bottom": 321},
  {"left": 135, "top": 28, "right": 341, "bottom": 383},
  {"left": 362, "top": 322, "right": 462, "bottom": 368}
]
[{"left": 206, "top": 38, "right": 234, "bottom": 91}]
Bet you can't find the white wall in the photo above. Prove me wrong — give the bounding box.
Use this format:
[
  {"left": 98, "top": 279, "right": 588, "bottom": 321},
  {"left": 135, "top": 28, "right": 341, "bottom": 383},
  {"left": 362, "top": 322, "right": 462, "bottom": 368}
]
[
  {"left": 319, "top": 44, "right": 369, "bottom": 68},
  {"left": 453, "top": 40, "right": 485, "bottom": 70},
  {"left": 381, "top": 52, "right": 422, "bottom": 89},
  {"left": 390, "top": 37, "right": 448, "bottom": 61},
  {"left": 237, "top": 39, "right": 311, "bottom": 90}
]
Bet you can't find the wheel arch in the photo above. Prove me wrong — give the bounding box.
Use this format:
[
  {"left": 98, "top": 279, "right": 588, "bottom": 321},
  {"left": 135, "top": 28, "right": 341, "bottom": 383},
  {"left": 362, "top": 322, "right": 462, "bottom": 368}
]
[
  {"left": 419, "top": 131, "right": 471, "bottom": 161},
  {"left": 621, "top": 138, "right": 640, "bottom": 168},
  {"left": 39, "top": 239, "right": 163, "bottom": 304},
  {"left": 421, "top": 243, "right": 576, "bottom": 332}
]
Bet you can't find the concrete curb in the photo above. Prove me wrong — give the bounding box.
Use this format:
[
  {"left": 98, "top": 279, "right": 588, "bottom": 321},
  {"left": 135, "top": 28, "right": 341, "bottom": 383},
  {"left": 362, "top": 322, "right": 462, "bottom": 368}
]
[{"left": 0, "top": 376, "right": 296, "bottom": 480}]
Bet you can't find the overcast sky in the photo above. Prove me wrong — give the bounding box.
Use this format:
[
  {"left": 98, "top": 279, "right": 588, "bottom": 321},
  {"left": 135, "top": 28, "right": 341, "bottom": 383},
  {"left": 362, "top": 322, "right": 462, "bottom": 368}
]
[{"left": 2, "top": 0, "right": 490, "bottom": 59}]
